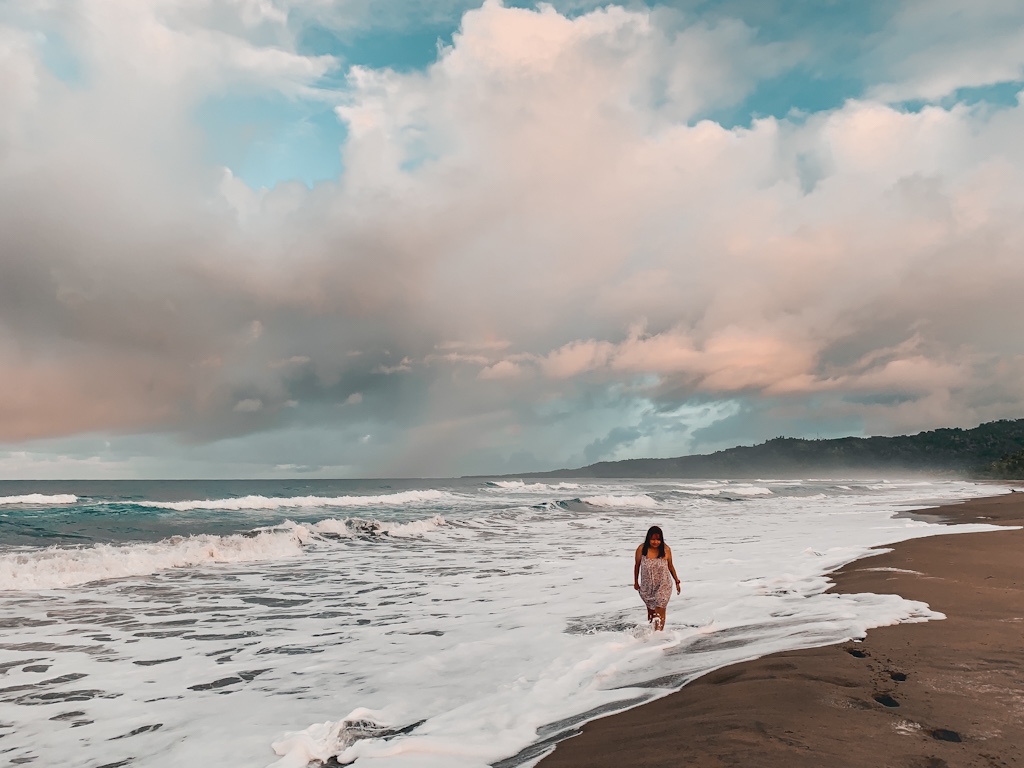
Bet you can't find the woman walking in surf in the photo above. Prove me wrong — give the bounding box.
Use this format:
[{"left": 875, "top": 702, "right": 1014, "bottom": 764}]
[{"left": 634, "top": 525, "right": 681, "bottom": 630}]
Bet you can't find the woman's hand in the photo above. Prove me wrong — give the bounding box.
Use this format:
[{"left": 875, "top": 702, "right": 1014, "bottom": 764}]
[
  {"left": 633, "top": 581, "right": 640, "bottom": 590},
  {"left": 675, "top": 579, "right": 681, "bottom": 594}
]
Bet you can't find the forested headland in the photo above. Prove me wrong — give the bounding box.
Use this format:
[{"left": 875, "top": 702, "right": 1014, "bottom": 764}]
[{"left": 526, "top": 419, "right": 1024, "bottom": 480}]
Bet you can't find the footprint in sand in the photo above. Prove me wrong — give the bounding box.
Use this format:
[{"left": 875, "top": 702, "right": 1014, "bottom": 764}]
[{"left": 873, "top": 693, "right": 900, "bottom": 707}]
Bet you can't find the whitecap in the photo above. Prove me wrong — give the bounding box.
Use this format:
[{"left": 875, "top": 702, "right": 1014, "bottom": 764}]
[
  {"left": 0, "top": 514, "right": 450, "bottom": 590},
  {"left": 581, "top": 494, "right": 657, "bottom": 508},
  {"left": 0, "top": 528, "right": 310, "bottom": 590},
  {"left": 0, "top": 493, "right": 78, "bottom": 505},
  {"left": 311, "top": 515, "right": 446, "bottom": 538},
  {"left": 137, "top": 489, "right": 454, "bottom": 512},
  {"left": 727, "top": 486, "right": 773, "bottom": 496},
  {"left": 487, "top": 481, "right": 581, "bottom": 491}
]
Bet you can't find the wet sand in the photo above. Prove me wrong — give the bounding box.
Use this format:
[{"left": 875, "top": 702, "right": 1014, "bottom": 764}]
[{"left": 539, "top": 491, "right": 1024, "bottom": 768}]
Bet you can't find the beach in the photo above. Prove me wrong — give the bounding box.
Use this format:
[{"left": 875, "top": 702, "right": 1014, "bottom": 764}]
[
  {"left": 538, "top": 491, "right": 1024, "bottom": 768},
  {"left": 0, "top": 478, "right": 1009, "bottom": 766}
]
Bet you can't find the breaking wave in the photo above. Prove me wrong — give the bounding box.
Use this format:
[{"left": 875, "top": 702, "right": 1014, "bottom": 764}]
[
  {"left": 0, "top": 530, "right": 308, "bottom": 591},
  {"left": 581, "top": 494, "right": 657, "bottom": 508},
  {"left": 486, "top": 481, "right": 581, "bottom": 491},
  {"left": 0, "top": 493, "right": 78, "bottom": 505},
  {"left": 0, "top": 515, "right": 447, "bottom": 590},
  {"left": 310, "top": 515, "right": 447, "bottom": 538},
  {"left": 136, "top": 489, "right": 455, "bottom": 512},
  {"left": 672, "top": 485, "right": 773, "bottom": 497}
]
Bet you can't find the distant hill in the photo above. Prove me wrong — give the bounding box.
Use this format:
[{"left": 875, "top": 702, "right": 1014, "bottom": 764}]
[{"left": 524, "top": 419, "right": 1024, "bottom": 479}]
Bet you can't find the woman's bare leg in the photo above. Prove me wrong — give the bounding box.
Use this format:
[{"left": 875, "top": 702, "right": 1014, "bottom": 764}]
[{"left": 653, "top": 607, "right": 666, "bottom": 631}]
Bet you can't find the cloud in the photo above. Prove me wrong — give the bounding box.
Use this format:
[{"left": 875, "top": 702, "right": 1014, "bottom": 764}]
[
  {"left": 2, "top": 1, "right": 1024, "bottom": 476},
  {"left": 478, "top": 360, "right": 523, "bottom": 380},
  {"left": 583, "top": 425, "right": 642, "bottom": 464},
  {"left": 865, "top": 0, "right": 1024, "bottom": 102}
]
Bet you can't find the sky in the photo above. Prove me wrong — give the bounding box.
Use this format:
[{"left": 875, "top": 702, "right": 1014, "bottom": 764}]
[{"left": 1, "top": 0, "right": 1024, "bottom": 479}]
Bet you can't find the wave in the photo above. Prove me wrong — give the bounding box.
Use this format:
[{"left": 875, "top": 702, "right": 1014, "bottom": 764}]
[
  {"left": 486, "top": 480, "right": 581, "bottom": 491},
  {"left": 0, "top": 515, "right": 448, "bottom": 591},
  {"left": 581, "top": 494, "right": 657, "bottom": 508},
  {"left": 0, "top": 529, "right": 309, "bottom": 591},
  {"left": 671, "top": 485, "right": 772, "bottom": 497},
  {"left": 310, "top": 515, "right": 446, "bottom": 538},
  {"left": 135, "top": 489, "right": 454, "bottom": 512},
  {"left": 271, "top": 709, "right": 401, "bottom": 768},
  {"left": 867, "top": 481, "right": 934, "bottom": 490},
  {"left": 0, "top": 493, "right": 78, "bottom": 506},
  {"left": 729, "top": 486, "right": 772, "bottom": 496}
]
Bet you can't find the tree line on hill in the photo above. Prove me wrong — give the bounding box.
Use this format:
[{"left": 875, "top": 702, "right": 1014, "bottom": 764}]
[{"left": 526, "top": 419, "right": 1024, "bottom": 480}]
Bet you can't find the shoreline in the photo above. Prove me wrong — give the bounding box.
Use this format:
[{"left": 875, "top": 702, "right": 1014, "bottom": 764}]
[{"left": 538, "top": 491, "right": 1024, "bottom": 768}]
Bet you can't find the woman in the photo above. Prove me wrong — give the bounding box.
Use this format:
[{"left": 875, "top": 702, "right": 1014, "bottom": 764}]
[{"left": 633, "top": 525, "right": 681, "bottom": 630}]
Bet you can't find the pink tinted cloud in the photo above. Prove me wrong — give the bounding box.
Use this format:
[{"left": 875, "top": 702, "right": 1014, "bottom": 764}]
[
  {"left": 0, "top": 355, "right": 185, "bottom": 441},
  {"left": 529, "top": 328, "right": 816, "bottom": 393},
  {"left": 4, "top": 1, "right": 1024, "bottom": 475},
  {"left": 478, "top": 360, "right": 524, "bottom": 380}
]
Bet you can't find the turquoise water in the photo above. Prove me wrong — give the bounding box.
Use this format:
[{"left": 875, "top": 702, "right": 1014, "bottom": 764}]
[{"left": 0, "top": 478, "right": 487, "bottom": 546}]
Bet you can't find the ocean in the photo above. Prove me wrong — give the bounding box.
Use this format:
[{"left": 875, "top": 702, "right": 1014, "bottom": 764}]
[{"left": 0, "top": 477, "right": 1002, "bottom": 767}]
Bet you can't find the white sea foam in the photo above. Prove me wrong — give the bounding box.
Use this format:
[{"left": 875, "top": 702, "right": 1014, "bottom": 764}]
[
  {"left": 0, "top": 516, "right": 448, "bottom": 590},
  {"left": 138, "top": 489, "right": 454, "bottom": 511},
  {"left": 867, "top": 481, "right": 934, "bottom": 490},
  {"left": 0, "top": 493, "right": 78, "bottom": 505},
  {"left": 310, "top": 514, "right": 446, "bottom": 538},
  {"left": 269, "top": 589, "right": 950, "bottom": 768},
  {"left": 380, "top": 515, "right": 447, "bottom": 537},
  {"left": 582, "top": 493, "right": 658, "bottom": 508},
  {"left": 0, "top": 528, "right": 310, "bottom": 590},
  {"left": 671, "top": 484, "right": 772, "bottom": 497},
  {"left": 487, "top": 480, "right": 581, "bottom": 491},
  {"left": 729, "top": 485, "right": 773, "bottom": 496}
]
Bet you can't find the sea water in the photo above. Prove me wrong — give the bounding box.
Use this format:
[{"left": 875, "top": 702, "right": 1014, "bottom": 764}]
[{"left": 0, "top": 477, "right": 1005, "bottom": 767}]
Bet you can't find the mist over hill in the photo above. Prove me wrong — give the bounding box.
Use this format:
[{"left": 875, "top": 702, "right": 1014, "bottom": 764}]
[{"left": 523, "top": 420, "right": 1024, "bottom": 480}]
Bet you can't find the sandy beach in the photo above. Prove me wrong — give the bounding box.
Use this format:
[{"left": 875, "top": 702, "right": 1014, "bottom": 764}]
[{"left": 539, "top": 490, "right": 1024, "bottom": 768}]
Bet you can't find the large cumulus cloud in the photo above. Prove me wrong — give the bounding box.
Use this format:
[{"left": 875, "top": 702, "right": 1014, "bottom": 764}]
[{"left": 2, "top": 0, "right": 1024, "bottom": 477}]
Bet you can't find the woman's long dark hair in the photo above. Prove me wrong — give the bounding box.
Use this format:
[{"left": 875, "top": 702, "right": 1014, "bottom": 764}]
[{"left": 642, "top": 525, "right": 666, "bottom": 558}]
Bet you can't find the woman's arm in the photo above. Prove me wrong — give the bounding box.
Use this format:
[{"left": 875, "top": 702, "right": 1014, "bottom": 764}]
[
  {"left": 633, "top": 546, "right": 642, "bottom": 590},
  {"left": 666, "top": 545, "right": 681, "bottom": 594}
]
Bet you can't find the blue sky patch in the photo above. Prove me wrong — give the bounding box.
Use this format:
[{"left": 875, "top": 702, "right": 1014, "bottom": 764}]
[
  {"left": 300, "top": 23, "right": 455, "bottom": 73},
  {"left": 197, "top": 91, "right": 347, "bottom": 189},
  {"left": 894, "top": 80, "right": 1024, "bottom": 113},
  {"left": 37, "top": 28, "right": 85, "bottom": 87}
]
